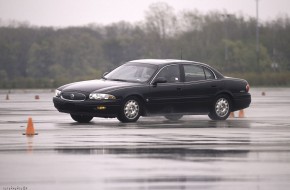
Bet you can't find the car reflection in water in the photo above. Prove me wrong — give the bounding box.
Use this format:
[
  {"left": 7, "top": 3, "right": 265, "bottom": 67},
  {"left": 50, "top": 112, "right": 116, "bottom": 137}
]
[
  {"left": 21, "top": 114, "right": 290, "bottom": 190},
  {"left": 52, "top": 119, "right": 253, "bottom": 188},
  {"left": 55, "top": 119, "right": 251, "bottom": 157}
]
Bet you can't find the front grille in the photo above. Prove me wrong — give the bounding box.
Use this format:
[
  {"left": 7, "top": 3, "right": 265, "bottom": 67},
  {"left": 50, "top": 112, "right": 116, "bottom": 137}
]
[{"left": 61, "top": 92, "right": 86, "bottom": 101}]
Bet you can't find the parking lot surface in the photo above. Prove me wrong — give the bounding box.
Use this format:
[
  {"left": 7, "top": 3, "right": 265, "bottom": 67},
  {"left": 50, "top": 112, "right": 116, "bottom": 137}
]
[{"left": 1, "top": 88, "right": 290, "bottom": 190}]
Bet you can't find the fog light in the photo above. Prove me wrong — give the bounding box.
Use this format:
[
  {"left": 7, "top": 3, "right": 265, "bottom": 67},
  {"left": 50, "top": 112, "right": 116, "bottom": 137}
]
[{"left": 97, "top": 106, "right": 106, "bottom": 110}]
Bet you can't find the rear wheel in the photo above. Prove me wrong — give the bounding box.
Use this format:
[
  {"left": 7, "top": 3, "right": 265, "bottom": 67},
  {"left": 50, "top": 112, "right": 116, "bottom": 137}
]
[
  {"left": 164, "top": 114, "right": 183, "bottom": 121},
  {"left": 117, "top": 97, "right": 141, "bottom": 123},
  {"left": 70, "top": 114, "right": 93, "bottom": 123},
  {"left": 208, "top": 95, "right": 231, "bottom": 120}
]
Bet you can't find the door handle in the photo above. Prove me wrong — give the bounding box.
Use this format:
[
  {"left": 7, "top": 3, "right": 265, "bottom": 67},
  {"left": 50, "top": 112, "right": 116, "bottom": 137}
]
[
  {"left": 211, "top": 85, "right": 217, "bottom": 88},
  {"left": 177, "top": 87, "right": 182, "bottom": 91}
]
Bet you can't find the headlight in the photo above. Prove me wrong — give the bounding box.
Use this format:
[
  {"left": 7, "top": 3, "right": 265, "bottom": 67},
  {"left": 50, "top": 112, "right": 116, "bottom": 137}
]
[
  {"left": 55, "top": 89, "right": 61, "bottom": 97},
  {"left": 89, "top": 93, "right": 116, "bottom": 100}
]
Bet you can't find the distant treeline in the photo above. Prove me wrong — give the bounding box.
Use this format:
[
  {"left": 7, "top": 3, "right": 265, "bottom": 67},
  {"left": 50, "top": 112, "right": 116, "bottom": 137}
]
[{"left": 1, "top": 2, "right": 290, "bottom": 88}]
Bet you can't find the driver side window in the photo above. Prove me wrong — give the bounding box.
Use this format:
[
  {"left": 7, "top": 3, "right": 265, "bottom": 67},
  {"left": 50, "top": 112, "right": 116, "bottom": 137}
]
[{"left": 156, "top": 65, "right": 180, "bottom": 83}]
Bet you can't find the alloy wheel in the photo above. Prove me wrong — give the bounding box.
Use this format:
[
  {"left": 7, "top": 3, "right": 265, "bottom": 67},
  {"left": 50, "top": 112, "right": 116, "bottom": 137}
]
[
  {"left": 124, "top": 100, "right": 139, "bottom": 120},
  {"left": 215, "top": 98, "right": 229, "bottom": 118}
]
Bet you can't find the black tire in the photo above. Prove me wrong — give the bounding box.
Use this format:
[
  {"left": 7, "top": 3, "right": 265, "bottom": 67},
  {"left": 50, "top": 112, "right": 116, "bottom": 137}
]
[
  {"left": 208, "top": 95, "right": 231, "bottom": 120},
  {"left": 70, "top": 114, "right": 93, "bottom": 123},
  {"left": 164, "top": 114, "right": 183, "bottom": 121},
  {"left": 117, "top": 97, "right": 141, "bottom": 123}
]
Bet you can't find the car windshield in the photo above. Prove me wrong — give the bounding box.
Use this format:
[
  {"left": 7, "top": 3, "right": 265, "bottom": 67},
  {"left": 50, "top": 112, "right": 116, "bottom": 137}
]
[{"left": 104, "top": 63, "right": 158, "bottom": 83}]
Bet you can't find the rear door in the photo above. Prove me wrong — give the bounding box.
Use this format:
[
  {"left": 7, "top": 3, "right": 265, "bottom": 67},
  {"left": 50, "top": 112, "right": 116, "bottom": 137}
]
[{"left": 179, "top": 64, "right": 222, "bottom": 113}]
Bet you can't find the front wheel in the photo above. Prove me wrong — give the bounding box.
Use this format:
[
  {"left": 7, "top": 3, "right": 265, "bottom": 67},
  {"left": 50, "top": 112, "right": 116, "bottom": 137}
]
[
  {"left": 208, "top": 95, "right": 231, "bottom": 120},
  {"left": 117, "top": 97, "right": 141, "bottom": 123},
  {"left": 70, "top": 114, "right": 93, "bottom": 123}
]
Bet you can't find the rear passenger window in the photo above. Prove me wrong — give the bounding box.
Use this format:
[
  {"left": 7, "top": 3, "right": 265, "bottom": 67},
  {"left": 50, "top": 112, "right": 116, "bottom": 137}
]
[
  {"left": 204, "top": 68, "right": 215, "bottom": 79},
  {"left": 184, "top": 65, "right": 205, "bottom": 82}
]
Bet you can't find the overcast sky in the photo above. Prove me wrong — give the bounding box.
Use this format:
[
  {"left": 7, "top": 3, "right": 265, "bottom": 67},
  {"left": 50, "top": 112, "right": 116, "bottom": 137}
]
[{"left": 0, "top": 0, "right": 289, "bottom": 27}]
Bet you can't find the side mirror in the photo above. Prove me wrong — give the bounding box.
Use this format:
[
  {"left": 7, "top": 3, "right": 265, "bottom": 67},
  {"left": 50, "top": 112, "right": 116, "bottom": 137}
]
[
  {"left": 103, "top": 72, "right": 109, "bottom": 78},
  {"left": 153, "top": 77, "right": 167, "bottom": 86}
]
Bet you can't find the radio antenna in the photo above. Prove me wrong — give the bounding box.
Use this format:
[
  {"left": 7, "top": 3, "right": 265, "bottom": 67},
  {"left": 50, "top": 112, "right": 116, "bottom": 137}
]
[{"left": 180, "top": 48, "right": 183, "bottom": 60}]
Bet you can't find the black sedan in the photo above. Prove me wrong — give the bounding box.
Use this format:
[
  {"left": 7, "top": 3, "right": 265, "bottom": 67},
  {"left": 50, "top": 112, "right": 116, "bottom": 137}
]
[{"left": 53, "top": 59, "right": 251, "bottom": 123}]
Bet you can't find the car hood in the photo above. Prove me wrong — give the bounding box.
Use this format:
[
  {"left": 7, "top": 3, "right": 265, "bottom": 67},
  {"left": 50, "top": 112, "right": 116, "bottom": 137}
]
[{"left": 59, "top": 79, "right": 140, "bottom": 93}]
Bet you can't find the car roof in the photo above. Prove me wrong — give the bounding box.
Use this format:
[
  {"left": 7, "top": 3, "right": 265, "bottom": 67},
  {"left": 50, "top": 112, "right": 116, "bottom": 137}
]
[
  {"left": 129, "top": 59, "right": 224, "bottom": 79},
  {"left": 129, "top": 59, "right": 210, "bottom": 67},
  {"left": 130, "top": 59, "right": 194, "bottom": 65}
]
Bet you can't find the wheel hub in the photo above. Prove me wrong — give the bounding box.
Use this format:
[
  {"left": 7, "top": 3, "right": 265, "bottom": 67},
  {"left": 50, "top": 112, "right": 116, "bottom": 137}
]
[
  {"left": 124, "top": 100, "right": 139, "bottom": 119},
  {"left": 215, "top": 98, "right": 229, "bottom": 117}
]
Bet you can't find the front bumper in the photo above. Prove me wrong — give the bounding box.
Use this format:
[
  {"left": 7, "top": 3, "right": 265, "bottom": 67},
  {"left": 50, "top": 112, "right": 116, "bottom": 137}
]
[{"left": 53, "top": 97, "right": 121, "bottom": 118}]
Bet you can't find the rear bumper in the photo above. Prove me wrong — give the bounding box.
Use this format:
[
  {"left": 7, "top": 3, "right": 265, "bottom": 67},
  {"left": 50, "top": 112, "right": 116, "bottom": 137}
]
[
  {"left": 53, "top": 97, "right": 121, "bottom": 118},
  {"left": 232, "top": 93, "right": 251, "bottom": 111}
]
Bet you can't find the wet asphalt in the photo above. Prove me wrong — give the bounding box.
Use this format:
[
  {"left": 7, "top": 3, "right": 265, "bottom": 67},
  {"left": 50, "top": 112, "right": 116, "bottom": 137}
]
[{"left": 0, "top": 88, "right": 290, "bottom": 190}]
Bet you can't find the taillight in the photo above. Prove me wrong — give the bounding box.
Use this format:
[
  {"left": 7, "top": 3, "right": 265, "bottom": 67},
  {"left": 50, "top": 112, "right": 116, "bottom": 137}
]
[{"left": 246, "top": 83, "right": 250, "bottom": 92}]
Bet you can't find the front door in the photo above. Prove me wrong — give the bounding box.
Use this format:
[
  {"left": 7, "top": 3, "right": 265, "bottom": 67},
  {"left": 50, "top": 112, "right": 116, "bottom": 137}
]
[{"left": 146, "top": 64, "right": 183, "bottom": 114}]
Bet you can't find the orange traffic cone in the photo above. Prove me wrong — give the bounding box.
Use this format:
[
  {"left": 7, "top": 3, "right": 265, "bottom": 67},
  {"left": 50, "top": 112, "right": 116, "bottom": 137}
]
[
  {"left": 238, "top": 109, "right": 245, "bottom": 118},
  {"left": 229, "top": 112, "right": 235, "bottom": 118},
  {"left": 6, "top": 94, "right": 9, "bottom": 100},
  {"left": 23, "top": 117, "right": 38, "bottom": 136}
]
